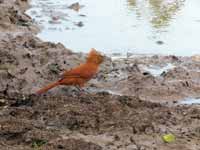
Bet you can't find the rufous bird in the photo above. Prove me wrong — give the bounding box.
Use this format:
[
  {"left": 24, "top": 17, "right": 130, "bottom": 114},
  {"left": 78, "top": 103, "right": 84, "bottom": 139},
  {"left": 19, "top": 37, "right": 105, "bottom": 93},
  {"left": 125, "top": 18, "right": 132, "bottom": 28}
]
[{"left": 36, "top": 48, "right": 104, "bottom": 94}]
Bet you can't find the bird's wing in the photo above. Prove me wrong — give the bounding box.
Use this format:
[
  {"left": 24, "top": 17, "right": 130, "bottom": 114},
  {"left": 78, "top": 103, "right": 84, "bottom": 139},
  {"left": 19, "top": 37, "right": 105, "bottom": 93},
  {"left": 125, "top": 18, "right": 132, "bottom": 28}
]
[{"left": 61, "top": 64, "right": 96, "bottom": 79}]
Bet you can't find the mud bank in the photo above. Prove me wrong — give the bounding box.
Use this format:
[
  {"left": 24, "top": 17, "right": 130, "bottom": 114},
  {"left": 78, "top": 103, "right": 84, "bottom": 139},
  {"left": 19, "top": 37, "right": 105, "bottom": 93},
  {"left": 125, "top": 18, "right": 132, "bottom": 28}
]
[
  {"left": 0, "top": 92, "right": 200, "bottom": 150},
  {"left": 94, "top": 55, "right": 200, "bottom": 103},
  {"left": 0, "top": 0, "right": 200, "bottom": 150}
]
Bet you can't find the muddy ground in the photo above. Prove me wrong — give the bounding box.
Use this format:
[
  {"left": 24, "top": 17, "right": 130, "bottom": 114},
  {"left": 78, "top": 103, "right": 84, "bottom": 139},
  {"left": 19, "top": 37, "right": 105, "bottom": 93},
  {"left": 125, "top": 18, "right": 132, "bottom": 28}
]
[{"left": 0, "top": 0, "right": 200, "bottom": 149}]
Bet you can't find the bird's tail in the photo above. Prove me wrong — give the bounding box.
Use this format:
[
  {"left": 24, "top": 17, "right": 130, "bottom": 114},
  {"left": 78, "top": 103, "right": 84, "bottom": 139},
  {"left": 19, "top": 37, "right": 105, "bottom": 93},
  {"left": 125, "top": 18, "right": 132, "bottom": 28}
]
[{"left": 36, "top": 81, "right": 60, "bottom": 94}]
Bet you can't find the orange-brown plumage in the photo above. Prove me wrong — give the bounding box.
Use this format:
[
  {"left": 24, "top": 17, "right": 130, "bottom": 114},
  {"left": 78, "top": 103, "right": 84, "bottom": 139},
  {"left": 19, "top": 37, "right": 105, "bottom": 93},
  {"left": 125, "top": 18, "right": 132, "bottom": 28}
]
[{"left": 36, "top": 48, "right": 104, "bottom": 94}]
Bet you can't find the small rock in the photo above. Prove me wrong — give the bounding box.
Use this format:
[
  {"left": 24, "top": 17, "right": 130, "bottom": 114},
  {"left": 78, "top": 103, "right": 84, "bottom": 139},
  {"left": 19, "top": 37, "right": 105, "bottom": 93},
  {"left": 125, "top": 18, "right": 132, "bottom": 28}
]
[
  {"left": 126, "top": 144, "right": 138, "bottom": 150},
  {"left": 51, "top": 16, "right": 60, "bottom": 21},
  {"left": 192, "top": 55, "right": 200, "bottom": 62},
  {"left": 143, "top": 72, "right": 150, "bottom": 76},
  {"left": 48, "top": 63, "right": 60, "bottom": 74},
  {"left": 79, "top": 14, "right": 86, "bottom": 17},
  {"left": 68, "top": 2, "right": 83, "bottom": 11},
  {"left": 195, "top": 127, "right": 200, "bottom": 137},
  {"left": 75, "top": 21, "right": 84, "bottom": 27},
  {"left": 0, "top": 99, "right": 6, "bottom": 106},
  {"left": 114, "top": 135, "right": 120, "bottom": 141},
  {"left": 156, "top": 40, "right": 164, "bottom": 45}
]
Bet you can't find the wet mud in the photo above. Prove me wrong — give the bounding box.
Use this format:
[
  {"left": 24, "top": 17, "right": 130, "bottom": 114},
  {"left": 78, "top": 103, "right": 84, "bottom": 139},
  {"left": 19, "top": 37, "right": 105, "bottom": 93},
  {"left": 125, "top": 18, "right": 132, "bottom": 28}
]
[{"left": 0, "top": 0, "right": 200, "bottom": 149}]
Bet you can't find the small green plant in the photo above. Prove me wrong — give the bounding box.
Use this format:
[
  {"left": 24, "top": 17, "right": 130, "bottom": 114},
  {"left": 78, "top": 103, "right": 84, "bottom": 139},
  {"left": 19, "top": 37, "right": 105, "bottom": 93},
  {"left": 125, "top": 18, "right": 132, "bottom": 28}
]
[{"left": 31, "top": 139, "right": 47, "bottom": 150}]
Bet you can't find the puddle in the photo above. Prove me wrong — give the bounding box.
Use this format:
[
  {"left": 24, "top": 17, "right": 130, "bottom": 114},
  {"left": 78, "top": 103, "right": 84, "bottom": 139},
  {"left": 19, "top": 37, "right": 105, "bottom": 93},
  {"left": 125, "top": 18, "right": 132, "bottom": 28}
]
[
  {"left": 26, "top": 0, "right": 200, "bottom": 56},
  {"left": 141, "top": 63, "right": 175, "bottom": 76},
  {"left": 180, "top": 98, "right": 200, "bottom": 105},
  {"left": 110, "top": 52, "right": 156, "bottom": 60},
  {"left": 102, "top": 89, "right": 123, "bottom": 96}
]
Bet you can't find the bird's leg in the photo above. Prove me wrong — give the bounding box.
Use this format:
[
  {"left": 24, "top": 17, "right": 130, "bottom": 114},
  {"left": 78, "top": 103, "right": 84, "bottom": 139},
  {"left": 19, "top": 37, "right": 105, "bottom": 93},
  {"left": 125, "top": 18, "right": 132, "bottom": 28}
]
[
  {"left": 75, "top": 86, "right": 83, "bottom": 93},
  {"left": 73, "top": 86, "right": 80, "bottom": 97},
  {"left": 75, "top": 86, "right": 93, "bottom": 102},
  {"left": 75, "top": 86, "right": 87, "bottom": 97},
  {"left": 75, "top": 86, "right": 91, "bottom": 94}
]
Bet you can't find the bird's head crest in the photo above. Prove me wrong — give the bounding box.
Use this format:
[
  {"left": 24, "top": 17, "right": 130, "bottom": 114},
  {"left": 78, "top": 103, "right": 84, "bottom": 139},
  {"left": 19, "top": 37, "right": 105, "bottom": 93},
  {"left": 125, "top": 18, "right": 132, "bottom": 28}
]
[{"left": 87, "top": 48, "right": 104, "bottom": 64}]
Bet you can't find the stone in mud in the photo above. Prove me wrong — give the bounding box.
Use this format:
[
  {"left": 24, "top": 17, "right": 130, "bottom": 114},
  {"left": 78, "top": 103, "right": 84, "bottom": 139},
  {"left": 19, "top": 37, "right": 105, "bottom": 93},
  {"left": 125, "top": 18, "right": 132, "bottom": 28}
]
[
  {"left": 126, "top": 144, "right": 138, "bottom": 150},
  {"left": 47, "top": 63, "right": 61, "bottom": 74},
  {"left": 192, "top": 55, "right": 200, "bottom": 62},
  {"left": 0, "top": 98, "right": 6, "bottom": 106},
  {"left": 51, "top": 16, "right": 60, "bottom": 21},
  {"left": 156, "top": 40, "right": 164, "bottom": 45},
  {"left": 75, "top": 21, "right": 84, "bottom": 27},
  {"left": 68, "top": 2, "right": 84, "bottom": 12},
  {"left": 79, "top": 14, "right": 86, "bottom": 17}
]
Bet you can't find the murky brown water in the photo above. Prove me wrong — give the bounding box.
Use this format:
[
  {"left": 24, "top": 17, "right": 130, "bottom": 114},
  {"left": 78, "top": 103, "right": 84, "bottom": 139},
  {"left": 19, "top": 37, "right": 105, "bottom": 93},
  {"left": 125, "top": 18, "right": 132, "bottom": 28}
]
[{"left": 27, "top": 0, "right": 200, "bottom": 56}]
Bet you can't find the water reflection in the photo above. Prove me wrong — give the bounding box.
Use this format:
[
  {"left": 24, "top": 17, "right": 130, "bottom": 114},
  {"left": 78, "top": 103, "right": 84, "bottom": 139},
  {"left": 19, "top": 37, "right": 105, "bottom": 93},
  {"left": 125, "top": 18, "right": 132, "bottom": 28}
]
[
  {"left": 127, "top": 0, "right": 185, "bottom": 28},
  {"left": 27, "top": 0, "right": 200, "bottom": 56}
]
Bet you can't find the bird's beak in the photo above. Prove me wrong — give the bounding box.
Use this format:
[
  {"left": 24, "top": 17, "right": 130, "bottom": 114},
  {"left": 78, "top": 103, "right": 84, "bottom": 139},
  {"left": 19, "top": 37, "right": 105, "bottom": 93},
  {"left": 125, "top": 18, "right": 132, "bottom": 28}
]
[{"left": 100, "top": 52, "right": 106, "bottom": 58}]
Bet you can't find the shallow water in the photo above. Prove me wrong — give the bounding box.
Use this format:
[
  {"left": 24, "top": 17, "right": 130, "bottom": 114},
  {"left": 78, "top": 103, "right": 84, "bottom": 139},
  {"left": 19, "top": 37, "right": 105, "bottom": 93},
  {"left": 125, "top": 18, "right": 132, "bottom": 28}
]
[
  {"left": 142, "top": 63, "right": 175, "bottom": 76},
  {"left": 26, "top": 0, "right": 200, "bottom": 56},
  {"left": 180, "top": 98, "right": 200, "bottom": 105}
]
